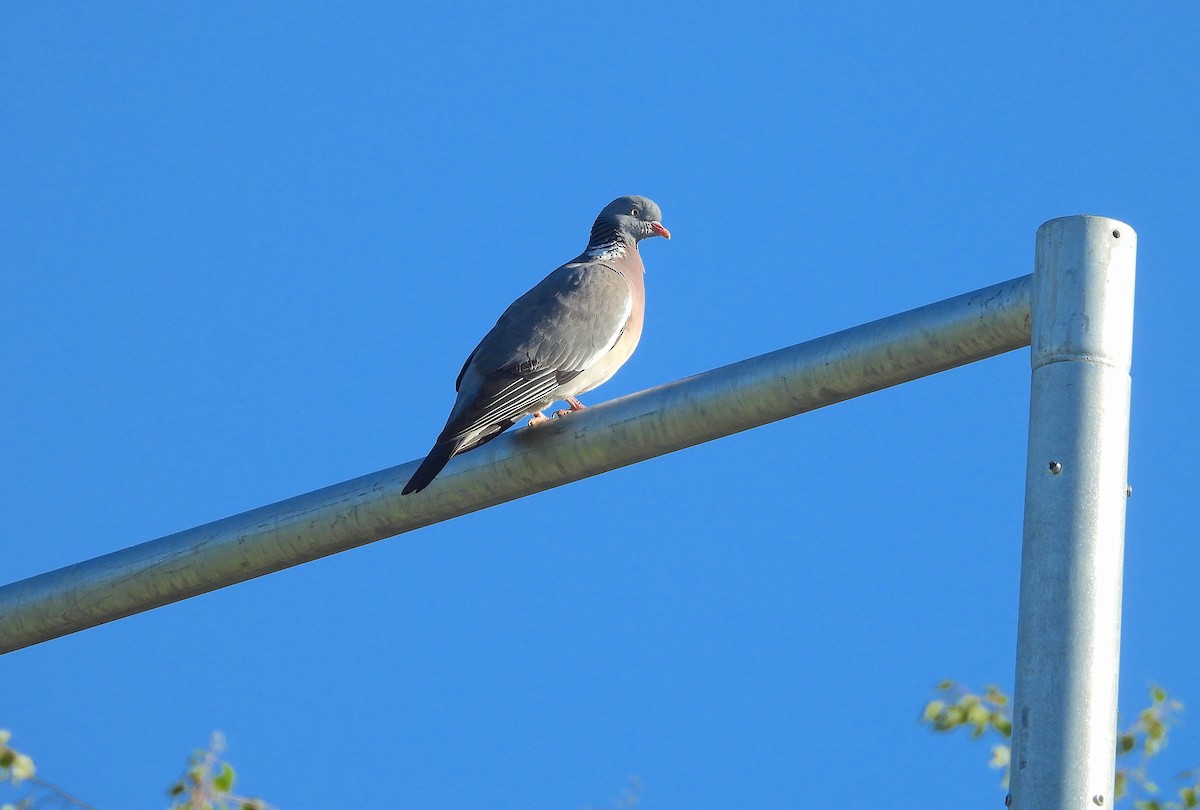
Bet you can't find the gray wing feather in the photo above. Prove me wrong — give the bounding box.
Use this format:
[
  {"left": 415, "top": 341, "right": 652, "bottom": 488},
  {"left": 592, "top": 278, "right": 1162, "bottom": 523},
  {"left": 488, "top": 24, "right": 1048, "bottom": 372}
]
[
  {"left": 437, "top": 261, "right": 632, "bottom": 450},
  {"left": 468, "top": 262, "right": 632, "bottom": 380}
]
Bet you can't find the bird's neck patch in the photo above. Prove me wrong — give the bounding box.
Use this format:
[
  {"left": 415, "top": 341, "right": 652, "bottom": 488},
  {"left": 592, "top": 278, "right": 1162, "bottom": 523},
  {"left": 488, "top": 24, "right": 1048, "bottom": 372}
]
[{"left": 583, "top": 241, "right": 629, "bottom": 260}]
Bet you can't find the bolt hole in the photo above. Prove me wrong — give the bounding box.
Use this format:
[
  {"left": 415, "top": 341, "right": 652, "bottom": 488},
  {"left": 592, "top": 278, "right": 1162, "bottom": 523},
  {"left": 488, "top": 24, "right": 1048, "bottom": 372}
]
[
  {"left": 1112, "top": 229, "right": 1121, "bottom": 238},
  {"left": 1049, "top": 461, "right": 1062, "bottom": 475}
]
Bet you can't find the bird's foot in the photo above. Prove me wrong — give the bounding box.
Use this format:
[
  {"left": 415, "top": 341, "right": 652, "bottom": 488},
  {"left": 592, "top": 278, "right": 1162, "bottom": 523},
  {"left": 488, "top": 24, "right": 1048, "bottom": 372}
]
[
  {"left": 527, "top": 411, "right": 549, "bottom": 427},
  {"left": 553, "top": 397, "right": 588, "bottom": 419}
]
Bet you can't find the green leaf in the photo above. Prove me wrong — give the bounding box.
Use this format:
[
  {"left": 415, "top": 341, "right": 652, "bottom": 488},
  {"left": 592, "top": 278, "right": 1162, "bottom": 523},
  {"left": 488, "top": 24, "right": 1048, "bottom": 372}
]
[
  {"left": 1151, "top": 685, "right": 1167, "bottom": 704},
  {"left": 1181, "top": 787, "right": 1197, "bottom": 808},
  {"left": 0, "top": 750, "right": 13, "bottom": 769},
  {"left": 1119, "top": 734, "right": 1137, "bottom": 754},
  {"left": 995, "top": 717, "right": 1013, "bottom": 738},
  {"left": 984, "top": 685, "right": 1009, "bottom": 705},
  {"left": 923, "top": 701, "right": 945, "bottom": 722},
  {"left": 169, "top": 781, "right": 186, "bottom": 797},
  {"left": 938, "top": 680, "right": 954, "bottom": 691},
  {"left": 967, "top": 703, "right": 990, "bottom": 726},
  {"left": 9, "top": 754, "right": 35, "bottom": 784},
  {"left": 213, "top": 762, "right": 236, "bottom": 793}
]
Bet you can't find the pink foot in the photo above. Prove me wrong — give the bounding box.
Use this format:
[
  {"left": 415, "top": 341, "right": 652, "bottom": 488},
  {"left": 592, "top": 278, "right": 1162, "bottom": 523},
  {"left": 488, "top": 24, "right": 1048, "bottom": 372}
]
[
  {"left": 554, "top": 397, "right": 588, "bottom": 418},
  {"left": 527, "top": 411, "right": 549, "bottom": 427}
]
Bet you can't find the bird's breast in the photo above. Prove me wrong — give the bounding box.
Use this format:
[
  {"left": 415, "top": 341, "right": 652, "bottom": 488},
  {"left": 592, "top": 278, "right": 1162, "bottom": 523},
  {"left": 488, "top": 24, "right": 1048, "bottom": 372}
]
[{"left": 561, "top": 257, "right": 646, "bottom": 398}]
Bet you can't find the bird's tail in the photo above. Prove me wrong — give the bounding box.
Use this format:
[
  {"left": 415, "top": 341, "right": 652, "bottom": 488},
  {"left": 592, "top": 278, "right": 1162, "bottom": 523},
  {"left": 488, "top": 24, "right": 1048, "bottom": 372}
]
[{"left": 402, "top": 437, "right": 463, "bottom": 495}]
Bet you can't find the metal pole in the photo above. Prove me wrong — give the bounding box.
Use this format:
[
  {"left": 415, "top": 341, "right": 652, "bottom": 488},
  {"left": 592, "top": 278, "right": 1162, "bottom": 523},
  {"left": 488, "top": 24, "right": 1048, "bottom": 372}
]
[
  {"left": 0, "top": 275, "right": 1033, "bottom": 654},
  {"left": 1010, "top": 217, "right": 1136, "bottom": 809}
]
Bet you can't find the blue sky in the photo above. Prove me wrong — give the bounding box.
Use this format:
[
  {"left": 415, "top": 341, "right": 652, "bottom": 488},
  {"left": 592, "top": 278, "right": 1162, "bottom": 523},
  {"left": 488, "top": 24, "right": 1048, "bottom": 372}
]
[{"left": 3, "top": 3, "right": 1198, "bottom": 807}]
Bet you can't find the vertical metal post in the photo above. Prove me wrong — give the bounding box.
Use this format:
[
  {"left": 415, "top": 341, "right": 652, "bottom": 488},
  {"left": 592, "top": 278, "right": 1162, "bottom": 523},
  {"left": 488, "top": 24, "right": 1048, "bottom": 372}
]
[{"left": 1010, "top": 216, "right": 1137, "bottom": 808}]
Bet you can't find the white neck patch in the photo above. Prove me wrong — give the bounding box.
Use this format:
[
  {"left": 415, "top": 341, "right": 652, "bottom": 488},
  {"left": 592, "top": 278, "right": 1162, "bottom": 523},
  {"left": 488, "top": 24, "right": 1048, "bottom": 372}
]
[{"left": 584, "top": 241, "right": 629, "bottom": 260}]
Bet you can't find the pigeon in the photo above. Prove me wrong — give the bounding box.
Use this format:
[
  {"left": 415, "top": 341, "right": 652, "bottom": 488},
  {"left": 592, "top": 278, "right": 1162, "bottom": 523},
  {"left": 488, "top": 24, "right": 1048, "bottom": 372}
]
[{"left": 402, "top": 195, "right": 670, "bottom": 495}]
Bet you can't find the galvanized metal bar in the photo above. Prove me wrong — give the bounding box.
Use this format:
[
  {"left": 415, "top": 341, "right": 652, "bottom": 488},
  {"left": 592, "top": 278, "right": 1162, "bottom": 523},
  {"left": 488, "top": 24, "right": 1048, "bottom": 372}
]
[
  {"left": 1010, "top": 217, "right": 1136, "bottom": 809},
  {"left": 0, "top": 275, "right": 1033, "bottom": 654}
]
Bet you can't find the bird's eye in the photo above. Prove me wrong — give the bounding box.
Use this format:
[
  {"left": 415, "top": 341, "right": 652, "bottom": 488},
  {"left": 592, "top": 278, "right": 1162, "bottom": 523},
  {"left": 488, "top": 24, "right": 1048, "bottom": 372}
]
[{"left": 631, "top": 207, "right": 640, "bottom": 216}]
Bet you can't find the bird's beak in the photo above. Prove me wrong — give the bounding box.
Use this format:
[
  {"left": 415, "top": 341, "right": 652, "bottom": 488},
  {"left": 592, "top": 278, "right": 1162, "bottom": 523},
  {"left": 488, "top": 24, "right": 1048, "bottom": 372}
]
[{"left": 650, "top": 221, "right": 671, "bottom": 239}]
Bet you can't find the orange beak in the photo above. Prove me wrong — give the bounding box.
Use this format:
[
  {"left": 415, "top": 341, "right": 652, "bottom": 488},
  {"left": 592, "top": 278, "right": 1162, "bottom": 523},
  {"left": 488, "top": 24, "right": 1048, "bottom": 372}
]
[{"left": 651, "top": 221, "right": 671, "bottom": 239}]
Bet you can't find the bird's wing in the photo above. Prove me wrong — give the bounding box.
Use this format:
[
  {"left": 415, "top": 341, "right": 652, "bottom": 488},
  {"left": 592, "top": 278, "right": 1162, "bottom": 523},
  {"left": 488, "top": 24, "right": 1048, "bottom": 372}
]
[{"left": 442, "top": 261, "right": 633, "bottom": 443}]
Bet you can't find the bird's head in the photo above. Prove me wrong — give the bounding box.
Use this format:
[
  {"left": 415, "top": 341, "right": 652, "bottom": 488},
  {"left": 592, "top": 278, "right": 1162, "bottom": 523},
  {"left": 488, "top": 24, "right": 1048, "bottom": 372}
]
[{"left": 590, "top": 196, "right": 670, "bottom": 248}]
